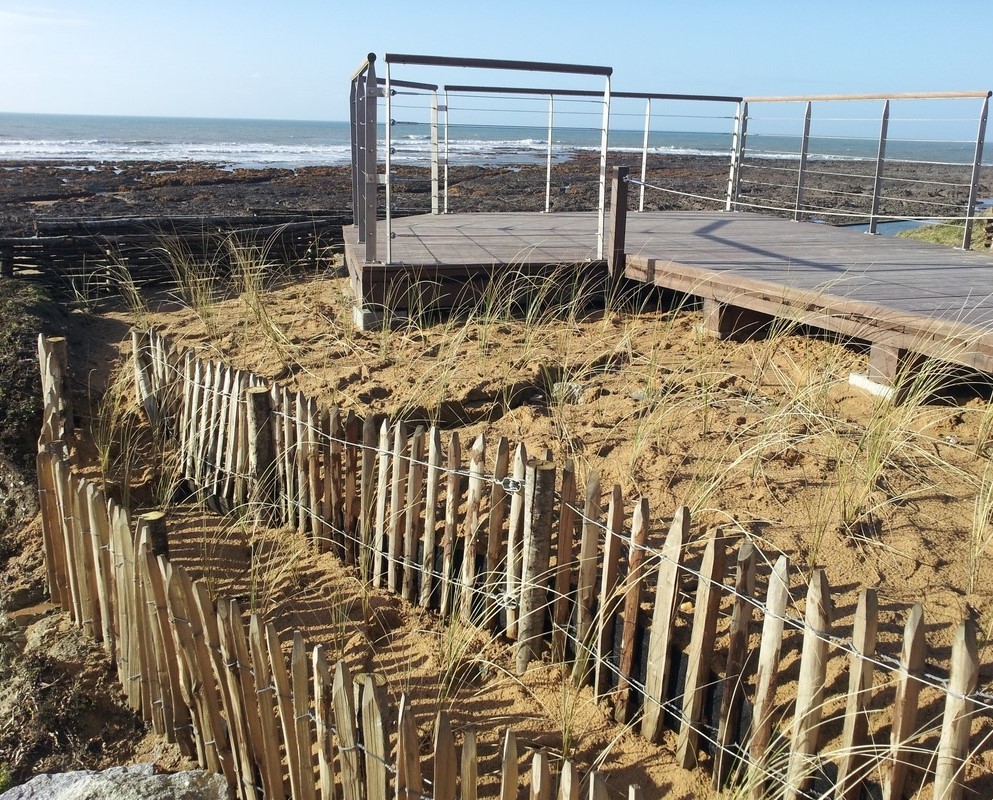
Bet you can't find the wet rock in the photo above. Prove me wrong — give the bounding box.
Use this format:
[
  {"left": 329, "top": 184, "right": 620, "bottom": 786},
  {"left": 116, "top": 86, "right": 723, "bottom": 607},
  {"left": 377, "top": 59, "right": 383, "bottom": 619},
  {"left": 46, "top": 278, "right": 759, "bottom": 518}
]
[{"left": 0, "top": 763, "right": 231, "bottom": 800}]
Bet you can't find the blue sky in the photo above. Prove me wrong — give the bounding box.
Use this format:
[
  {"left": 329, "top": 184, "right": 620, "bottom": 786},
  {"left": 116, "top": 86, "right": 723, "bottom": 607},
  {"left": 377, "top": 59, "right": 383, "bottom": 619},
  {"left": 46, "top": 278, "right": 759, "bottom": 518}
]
[{"left": 0, "top": 0, "right": 989, "bottom": 121}]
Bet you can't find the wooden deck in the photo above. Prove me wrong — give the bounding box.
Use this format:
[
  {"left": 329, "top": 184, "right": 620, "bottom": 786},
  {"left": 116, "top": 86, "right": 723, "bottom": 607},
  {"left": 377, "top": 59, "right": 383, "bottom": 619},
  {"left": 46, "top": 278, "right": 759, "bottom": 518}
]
[{"left": 343, "top": 210, "right": 993, "bottom": 382}]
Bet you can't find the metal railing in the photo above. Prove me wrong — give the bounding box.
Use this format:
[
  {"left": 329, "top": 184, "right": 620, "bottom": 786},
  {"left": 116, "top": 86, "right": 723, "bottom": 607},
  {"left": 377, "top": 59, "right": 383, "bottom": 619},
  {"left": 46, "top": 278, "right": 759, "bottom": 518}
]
[
  {"left": 350, "top": 53, "right": 613, "bottom": 264},
  {"left": 352, "top": 56, "right": 992, "bottom": 256},
  {"left": 730, "top": 91, "right": 990, "bottom": 248}
]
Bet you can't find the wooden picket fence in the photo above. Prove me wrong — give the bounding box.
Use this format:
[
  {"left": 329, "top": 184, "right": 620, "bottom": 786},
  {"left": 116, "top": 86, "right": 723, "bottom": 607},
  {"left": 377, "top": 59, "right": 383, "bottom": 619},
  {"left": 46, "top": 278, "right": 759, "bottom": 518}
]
[{"left": 35, "top": 330, "right": 989, "bottom": 800}]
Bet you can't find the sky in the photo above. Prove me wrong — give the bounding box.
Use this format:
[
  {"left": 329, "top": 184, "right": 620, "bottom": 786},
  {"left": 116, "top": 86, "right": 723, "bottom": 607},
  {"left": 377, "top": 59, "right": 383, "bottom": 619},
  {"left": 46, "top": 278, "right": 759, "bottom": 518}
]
[{"left": 0, "top": 0, "right": 990, "bottom": 123}]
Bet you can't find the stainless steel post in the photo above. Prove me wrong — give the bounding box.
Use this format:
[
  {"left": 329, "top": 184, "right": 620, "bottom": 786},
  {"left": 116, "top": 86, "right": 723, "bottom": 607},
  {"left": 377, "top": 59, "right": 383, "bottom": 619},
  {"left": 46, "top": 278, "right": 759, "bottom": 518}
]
[
  {"left": 640, "top": 98, "right": 651, "bottom": 212},
  {"left": 596, "top": 75, "right": 611, "bottom": 260},
  {"left": 350, "top": 77, "right": 361, "bottom": 233},
  {"left": 868, "top": 99, "right": 890, "bottom": 235},
  {"left": 363, "top": 57, "right": 378, "bottom": 262},
  {"left": 545, "top": 95, "right": 554, "bottom": 213},
  {"left": 962, "top": 94, "right": 989, "bottom": 250},
  {"left": 795, "top": 101, "right": 812, "bottom": 221},
  {"left": 384, "top": 62, "right": 393, "bottom": 264},
  {"left": 725, "top": 101, "right": 747, "bottom": 211},
  {"left": 443, "top": 89, "right": 450, "bottom": 214},
  {"left": 431, "top": 90, "right": 440, "bottom": 215}
]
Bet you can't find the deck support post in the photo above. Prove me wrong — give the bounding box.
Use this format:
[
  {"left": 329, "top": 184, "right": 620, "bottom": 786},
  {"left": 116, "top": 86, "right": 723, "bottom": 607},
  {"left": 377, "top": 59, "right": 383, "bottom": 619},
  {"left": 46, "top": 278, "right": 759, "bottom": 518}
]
[
  {"left": 701, "top": 298, "right": 769, "bottom": 342},
  {"left": 605, "top": 166, "right": 629, "bottom": 283},
  {"left": 850, "top": 342, "right": 925, "bottom": 403}
]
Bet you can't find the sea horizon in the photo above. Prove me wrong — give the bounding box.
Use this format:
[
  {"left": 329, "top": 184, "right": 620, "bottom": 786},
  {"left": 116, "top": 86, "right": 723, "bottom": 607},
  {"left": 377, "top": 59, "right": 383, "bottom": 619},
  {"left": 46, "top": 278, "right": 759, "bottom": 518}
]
[{"left": 1, "top": 110, "right": 990, "bottom": 170}]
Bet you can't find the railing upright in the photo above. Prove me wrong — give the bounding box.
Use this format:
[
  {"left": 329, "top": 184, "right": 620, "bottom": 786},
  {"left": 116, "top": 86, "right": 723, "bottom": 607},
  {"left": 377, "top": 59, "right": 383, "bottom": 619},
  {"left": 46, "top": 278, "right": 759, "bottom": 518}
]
[
  {"left": 726, "top": 101, "right": 748, "bottom": 211},
  {"left": 795, "top": 101, "right": 812, "bottom": 221},
  {"left": 350, "top": 54, "right": 379, "bottom": 263},
  {"left": 867, "top": 99, "right": 890, "bottom": 235},
  {"left": 544, "top": 96, "right": 554, "bottom": 213},
  {"left": 384, "top": 62, "right": 393, "bottom": 264},
  {"left": 431, "top": 90, "right": 440, "bottom": 215},
  {"left": 443, "top": 90, "right": 450, "bottom": 214},
  {"left": 596, "top": 75, "right": 612, "bottom": 260},
  {"left": 963, "top": 93, "right": 989, "bottom": 250},
  {"left": 350, "top": 78, "right": 361, "bottom": 228},
  {"left": 639, "top": 99, "right": 651, "bottom": 212}
]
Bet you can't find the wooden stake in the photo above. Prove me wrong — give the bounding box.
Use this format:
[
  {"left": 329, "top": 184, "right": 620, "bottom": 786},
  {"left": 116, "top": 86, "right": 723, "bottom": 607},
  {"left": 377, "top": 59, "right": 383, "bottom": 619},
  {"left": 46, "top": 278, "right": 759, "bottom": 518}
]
[
  {"left": 595, "top": 484, "right": 625, "bottom": 701},
  {"left": 420, "top": 426, "right": 443, "bottom": 608},
  {"left": 574, "top": 472, "right": 601, "bottom": 683},
  {"left": 373, "top": 418, "right": 391, "bottom": 588},
  {"left": 505, "top": 442, "right": 527, "bottom": 638},
  {"left": 440, "top": 431, "right": 462, "bottom": 618},
  {"left": 881, "top": 603, "right": 926, "bottom": 800},
  {"left": 460, "top": 434, "right": 486, "bottom": 623},
  {"left": 396, "top": 695, "right": 423, "bottom": 800},
  {"left": 360, "top": 413, "right": 379, "bottom": 579},
  {"left": 748, "top": 555, "right": 790, "bottom": 799},
  {"left": 361, "top": 673, "right": 390, "bottom": 800},
  {"left": 461, "top": 730, "right": 478, "bottom": 800},
  {"left": 403, "top": 426, "right": 427, "bottom": 602},
  {"left": 531, "top": 751, "right": 551, "bottom": 800},
  {"left": 932, "top": 618, "right": 979, "bottom": 800},
  {"left": 714, "top": 542, "right": 757, "bottom": 789},
  {"left": 483, "top": 436, "right": 510, "bottom": 627},
  {"left": 558, "top": 761, "right": 579, "bottom": 800},
  {"left": 834, "top": 588, "right": 878, "bottom": 800},
  {"left": 675, "top": 528, "right": 727, "bottom": 769},
  {"left": 785, "top": 569, "right": 832, "bottom": 800},
  {"left": 516, "top": 459, "right": 557, "bottom": 674},
  {"left": 615, "top": 496, "right": 649, "bottom": 724},
  {"left": 246, "top": 386, "right": 277, "bottom": 526},
  {"left": 333, "top": 662, "right": 362, "bottom": 800},
  {"left": 343, "top": 410, "right": 361, "bottom": 562},
  {"left": 551, "top": 459, "right": 577, "bottom": 661},
  {"left": 247, "top": 614, "right": 287, "bottom": 800},
  {"left": 499, "top": 729, "right": 518, "bottom": 800},
  {"left": 387, "top": 421, "right": 409, "bottom": 593},
  {"left": 641, "top": 506, "right": 690, "bottom": 742},
  {"left": 433, "top": 710, "right": 457, "bottom": 800},
  {"left": 312, "top": 646, "right": 335, "bottom": 800}
]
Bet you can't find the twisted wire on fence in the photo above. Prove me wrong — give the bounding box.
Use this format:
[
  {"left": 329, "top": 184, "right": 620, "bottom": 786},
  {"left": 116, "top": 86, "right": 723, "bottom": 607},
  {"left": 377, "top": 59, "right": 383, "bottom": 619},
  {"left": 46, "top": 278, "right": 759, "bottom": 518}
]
[{"left": 142, "top": 332, "right": 993, "bottom": 715}]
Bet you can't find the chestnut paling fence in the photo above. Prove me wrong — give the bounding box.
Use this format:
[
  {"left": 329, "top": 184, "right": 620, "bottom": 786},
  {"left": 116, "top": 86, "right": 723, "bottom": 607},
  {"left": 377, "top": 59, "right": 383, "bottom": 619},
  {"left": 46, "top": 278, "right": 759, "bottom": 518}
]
[{"left": 35, "top": 329, "right": 989, "bottom": 800}]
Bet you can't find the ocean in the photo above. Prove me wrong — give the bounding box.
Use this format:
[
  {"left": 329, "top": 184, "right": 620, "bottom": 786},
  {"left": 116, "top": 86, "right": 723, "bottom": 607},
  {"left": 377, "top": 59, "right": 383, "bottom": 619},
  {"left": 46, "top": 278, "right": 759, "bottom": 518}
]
[{"left": 2, "top": 112, "right": 990, "bottom": 170}]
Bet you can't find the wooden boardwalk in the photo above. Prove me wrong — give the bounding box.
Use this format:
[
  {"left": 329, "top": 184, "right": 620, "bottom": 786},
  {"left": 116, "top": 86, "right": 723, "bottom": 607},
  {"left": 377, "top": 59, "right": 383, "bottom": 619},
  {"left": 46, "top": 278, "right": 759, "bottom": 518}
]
[{"left": 343, "top": 210, "right": 993, "bottom": 382}]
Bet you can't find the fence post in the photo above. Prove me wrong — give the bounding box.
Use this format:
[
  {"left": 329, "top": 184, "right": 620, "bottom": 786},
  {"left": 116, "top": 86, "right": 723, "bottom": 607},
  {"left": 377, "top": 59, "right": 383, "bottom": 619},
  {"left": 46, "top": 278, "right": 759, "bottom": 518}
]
[
  {"left": 615, "top": 496, "right": 649, "bottom": 724},
  {"left": 835, "top": 588, "right": 879, "bottom": 800},
  {"left": 868, "top": 99, "right": 890, "bottom": 235},
  {"left": 364, "top": 56, "right": 378, "bottom": 263},
  {"left": 932, "top": 618, "right": 979, "bottom": 800},
  {"left": 605, "top": 166, "right": 629, "bottom": 283},
  {"left": 714, "top": 542, "right": 757, "bottom": 789},
  {"left": 138, "top": 510, "right": 169, "bottom": 559},
  {"left": 361, "top": 673, "right": 390, "bottom": 800},
  {"left": 551, "top": 459, "right": 577, "bottom": 660},
  {"left": 434, "top": 711, "right": 457, "bottom": 800},
  {"left": 725, "top": 101, "right": 748, "bottom": 211},
  {"left": 641, "top": 506, "right": 690, "bottom": 742},
  {"left": 881, "top": 603, "right": 926, "bottom": 800},
  {"left": 747, "top": 555, "right": 789, "bottom": 799},
  {"left": 594, "top": 484, "right": 624, "bottom": 700},
  {"left": 499, "top": 729, "right": 518, "bottom": 800},
  {"left": 461, "top": 730, "right": 478, "bottom": 800},
  {"left": 246, "top": 386, "right": 276, "bottom": 525},
  {"left": 794, "top": 101, "right": 812, "bottom": 221},
  {"left": 962, "top": 93, "right": 989, "bottom": 250},
  {"left": 505, "top": 442, "right": 528, "bottom": 639},
  {"left": 676, "top": 528, "right": 728, "bottom": 769},
  {"left": 516, "top": 459, "right": 557, "bottom": 674},
  {"left": 785, "top": 570, "right": 833, "bottom": 800}
]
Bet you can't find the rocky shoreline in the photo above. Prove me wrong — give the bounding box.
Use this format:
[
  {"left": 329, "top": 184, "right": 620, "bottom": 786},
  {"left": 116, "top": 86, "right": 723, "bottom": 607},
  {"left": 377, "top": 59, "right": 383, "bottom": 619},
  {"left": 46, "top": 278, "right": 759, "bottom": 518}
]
[{"left": 2, "top": 153, "right": 988, "bottom": 237}]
